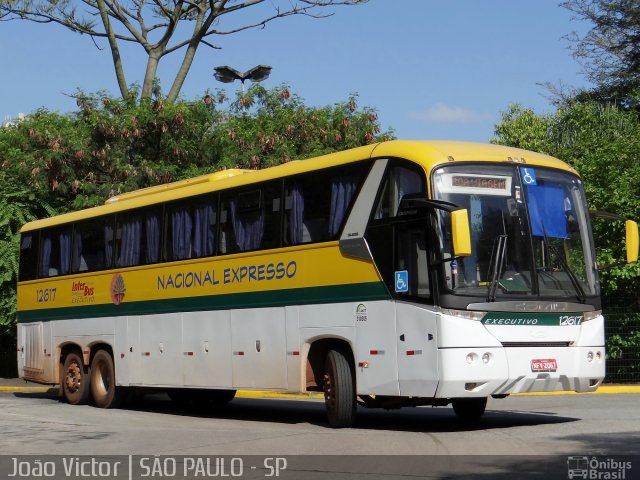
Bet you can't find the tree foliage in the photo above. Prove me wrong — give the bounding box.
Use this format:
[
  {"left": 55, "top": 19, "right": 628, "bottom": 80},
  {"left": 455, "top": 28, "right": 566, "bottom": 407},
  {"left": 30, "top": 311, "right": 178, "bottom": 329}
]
[
  {"left": 0, "top": 173, "right": 54, "bottom": 336},
  {"left": 562, "top": 0, "right": 640, "bottom": 107},
  {"left": 0, "top": 0, "right": 365, "bottom": 102},
  {"left": 0, "top": 85, "right": 392, "bottom": 336}
]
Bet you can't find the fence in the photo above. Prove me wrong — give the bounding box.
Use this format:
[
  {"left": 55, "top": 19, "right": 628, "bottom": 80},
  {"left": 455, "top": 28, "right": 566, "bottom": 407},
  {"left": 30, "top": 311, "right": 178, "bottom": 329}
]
[{"left": 603, "top": 296, "right": 640, "bottom": 384}]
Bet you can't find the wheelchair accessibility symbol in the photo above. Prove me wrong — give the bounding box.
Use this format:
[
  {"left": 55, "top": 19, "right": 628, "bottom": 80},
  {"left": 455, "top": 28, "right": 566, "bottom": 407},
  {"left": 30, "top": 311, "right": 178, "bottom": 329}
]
[
  {"left": 520, "top": 167, "right": 537, "bottom": 186},
  {"left": 395, "top": 270, "right": 409, "bottom": 293}
]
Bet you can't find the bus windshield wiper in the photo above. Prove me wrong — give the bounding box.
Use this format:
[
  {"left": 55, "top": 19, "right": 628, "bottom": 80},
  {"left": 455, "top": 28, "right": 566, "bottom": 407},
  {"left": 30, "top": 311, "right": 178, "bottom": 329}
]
[{"left": 487, "top": 234, "right": 507, "bottom": 302}]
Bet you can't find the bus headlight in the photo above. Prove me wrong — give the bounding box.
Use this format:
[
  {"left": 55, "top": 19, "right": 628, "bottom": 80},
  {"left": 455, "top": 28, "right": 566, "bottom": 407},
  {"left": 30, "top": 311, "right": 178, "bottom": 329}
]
[
  {"left": 482, "top": 352, "right": 492, "bottom": 364},
  {"left": 441, "top": 309, "right": 487, "bottom": 321},
  {"left": 587, "top": 351, "right": 594, "bottom": 362},
  {"left": 583, "top": 310, "right": 602, "bottom": 321}
]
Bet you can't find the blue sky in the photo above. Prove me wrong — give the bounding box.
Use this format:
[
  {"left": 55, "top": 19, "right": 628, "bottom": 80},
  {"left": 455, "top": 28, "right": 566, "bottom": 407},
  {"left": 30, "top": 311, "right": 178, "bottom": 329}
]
[{"left": 1, "top": 0, "right": 592, "bottom": 142}]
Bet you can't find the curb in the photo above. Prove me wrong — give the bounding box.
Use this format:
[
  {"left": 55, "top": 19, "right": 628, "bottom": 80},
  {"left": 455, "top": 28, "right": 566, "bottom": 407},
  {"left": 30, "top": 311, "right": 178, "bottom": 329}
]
[
  {"left": 0, "top": 386, "right": 56, "bottom": 393},
  {"left": 1, "top": 386, "right": 638, "bottom": 396},
  {"left": 511, "top": 385, "right": 640, "bottom": 396}
]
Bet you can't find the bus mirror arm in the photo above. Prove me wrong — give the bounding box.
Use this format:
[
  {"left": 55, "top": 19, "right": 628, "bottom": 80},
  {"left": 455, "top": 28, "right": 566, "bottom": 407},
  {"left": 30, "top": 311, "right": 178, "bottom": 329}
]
[
  {"left": 398, "top": 195, "right": 471, "bottom": 258},
  {"left": 398, "top": 195, "right": 459, "bottom": 213},
  {"left": 589, "top": 211, "right": 639, "bottom": 264}
]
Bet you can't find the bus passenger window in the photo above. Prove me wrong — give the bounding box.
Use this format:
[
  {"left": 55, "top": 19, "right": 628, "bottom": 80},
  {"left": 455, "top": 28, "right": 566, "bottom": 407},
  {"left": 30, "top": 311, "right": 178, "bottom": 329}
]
[
  {"left": 72, "top": 217, "right": 114, "bottom": 273},
  {"left": 19, "top": 233, "right": 37, "bottom": 281},
  {"left": 39, "top": 226, "right": 71, "bottom": 277},
  {"left": 220, "top": 188, "right": 265, "bottom": 253},
  {"left": 116, "top": 207, "right": 163, "bottom": 267},
  {"left": 284, "top": 163, "right": 367, "bottom": 245},
  {"left": 192, "top": 199, "right": 217, "bottom": 258},
  {"left": 165, "top": 196, "right": 216, "bottom": 261}
]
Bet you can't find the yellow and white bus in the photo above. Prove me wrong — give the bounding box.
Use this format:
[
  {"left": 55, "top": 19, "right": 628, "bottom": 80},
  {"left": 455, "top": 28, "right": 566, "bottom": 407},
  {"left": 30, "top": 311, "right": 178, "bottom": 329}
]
[{"left": 16, "top": 140, "right": 639, "bottom": 427}]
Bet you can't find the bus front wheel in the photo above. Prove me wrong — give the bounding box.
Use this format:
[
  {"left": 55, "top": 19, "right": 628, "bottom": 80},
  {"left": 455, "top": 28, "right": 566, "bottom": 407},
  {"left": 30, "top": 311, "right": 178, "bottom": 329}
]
[
  {"left": 452, "top": 397, "right": 487, "bottom": 420},
  {"left": 62, "top": 352, "right": 91, "bottom": 405},
  {"left": 90, "top": 350, "right": 127, "bottom": 409},
  {"left": 322, "top": 348, "right": 356, "bottom": 428}
]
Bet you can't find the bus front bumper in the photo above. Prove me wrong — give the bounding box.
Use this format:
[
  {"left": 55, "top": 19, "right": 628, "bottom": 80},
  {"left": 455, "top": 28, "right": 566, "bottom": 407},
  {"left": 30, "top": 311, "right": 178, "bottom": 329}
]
[{"left": 434, "top": 346, "right": 606, "bottom": 398}]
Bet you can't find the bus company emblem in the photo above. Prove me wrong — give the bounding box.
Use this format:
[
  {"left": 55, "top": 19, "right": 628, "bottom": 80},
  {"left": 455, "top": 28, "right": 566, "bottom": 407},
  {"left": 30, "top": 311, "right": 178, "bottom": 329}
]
[{"left": 110, "top": 274, "right": 126, "bottom": 305}]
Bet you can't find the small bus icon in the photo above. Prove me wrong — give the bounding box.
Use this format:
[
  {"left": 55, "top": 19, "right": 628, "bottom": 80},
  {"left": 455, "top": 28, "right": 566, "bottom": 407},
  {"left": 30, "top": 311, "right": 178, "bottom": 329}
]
[{"left": 567, "top": 456, "right": 589, "bottom": 479}]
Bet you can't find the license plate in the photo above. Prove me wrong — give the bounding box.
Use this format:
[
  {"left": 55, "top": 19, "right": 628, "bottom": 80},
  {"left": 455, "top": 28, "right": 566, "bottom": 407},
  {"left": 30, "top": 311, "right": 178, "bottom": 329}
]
[{"left": 531, "top": 358, "right": 558, "bottom": 372}]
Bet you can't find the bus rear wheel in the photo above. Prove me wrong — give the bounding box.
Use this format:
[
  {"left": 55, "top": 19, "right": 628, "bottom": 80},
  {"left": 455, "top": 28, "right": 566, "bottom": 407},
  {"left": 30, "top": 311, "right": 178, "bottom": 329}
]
[
  {"left": 452, "top": 397, "right": 487, "bottom": 420},
  {"left": 322, "top": 348, "right": 356, "bottom": 428},
  {"left": 62, "top": 352, "right": 91, "bottom": 405},
  {"left": 90, "top": 350, "right": 127, "bottom": 409}
]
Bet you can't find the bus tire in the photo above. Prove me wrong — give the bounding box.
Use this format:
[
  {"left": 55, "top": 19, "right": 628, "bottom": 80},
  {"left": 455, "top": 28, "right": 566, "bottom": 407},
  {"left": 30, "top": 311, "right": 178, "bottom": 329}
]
[
  {"left": 323, "top": 348, "right": 356, "bottom": 428},
  {"left": 90, "top": 350, "right": 126, "bottom": 409},
  {"left": 452, "top": 397, "right": 487, "bottom": 420},
  {"left": 62, "top": 352, "right": 91, "bottom": 405}
]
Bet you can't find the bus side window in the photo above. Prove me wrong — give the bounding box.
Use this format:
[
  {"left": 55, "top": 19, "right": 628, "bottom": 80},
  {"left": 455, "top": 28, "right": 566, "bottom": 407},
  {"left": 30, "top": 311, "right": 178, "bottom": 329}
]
[
  {"left": 284, "top": 163, "right": 367, "bottom": 245},
  {"left": 191, "top": 197, "right": 217, "bottom": 258},
  {"left": 165, "top": 196, "right": 216, "bottom": 261},
  {"left": 72, "top": 217, "right": 114, "bottom": 273},
  {"left": 19, "top": 233, "right": 37, "bottom": 281},
  {"left": 39, "top": 226, "right": 72, "bottom": 277},
  {"left": 220, "top": 186, "right": 269, "bottom": 253},
  {"left": 374, "top": 164, "right": 425, "bottom": 219},
  {"left": 116, "top": 207, "right": 163, "bottom": 267},
  {"left": 165, "top": 202, "right": 194, "bottom": 261}
]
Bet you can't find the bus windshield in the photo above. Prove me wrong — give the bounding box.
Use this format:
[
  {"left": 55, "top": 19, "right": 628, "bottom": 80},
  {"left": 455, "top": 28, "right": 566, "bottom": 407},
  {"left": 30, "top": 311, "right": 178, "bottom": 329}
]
[{"left": 433, "top": 164, "right": 599, "bottom": 301}]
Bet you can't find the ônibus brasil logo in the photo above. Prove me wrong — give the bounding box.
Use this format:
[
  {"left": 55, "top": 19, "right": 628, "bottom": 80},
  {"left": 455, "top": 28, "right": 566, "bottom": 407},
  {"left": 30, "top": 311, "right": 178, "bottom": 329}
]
[{"left": 110, "top": 274, "right": 126, "bottom": 305}]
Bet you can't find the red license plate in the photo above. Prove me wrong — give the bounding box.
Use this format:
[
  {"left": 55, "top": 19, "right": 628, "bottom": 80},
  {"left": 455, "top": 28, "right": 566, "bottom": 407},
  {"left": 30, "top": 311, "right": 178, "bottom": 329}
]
[{"left": 531, "top": 358, "right": 558, "bottom": 372}]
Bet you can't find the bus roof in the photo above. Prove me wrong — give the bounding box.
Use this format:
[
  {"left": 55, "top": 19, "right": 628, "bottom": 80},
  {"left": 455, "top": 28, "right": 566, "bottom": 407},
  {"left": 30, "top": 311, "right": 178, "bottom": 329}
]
[{"left": 20, "top": 140, "right": 575, "bottom": 232}]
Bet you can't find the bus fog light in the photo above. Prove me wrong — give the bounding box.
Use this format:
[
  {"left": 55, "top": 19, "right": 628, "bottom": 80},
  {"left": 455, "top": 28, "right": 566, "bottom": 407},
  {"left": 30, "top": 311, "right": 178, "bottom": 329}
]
[
  {"left": 587, "top": 351, "right": 593, "bottom": 362},
  {"left": 482, "top": 352, "right": 492, "bottom": 364}
]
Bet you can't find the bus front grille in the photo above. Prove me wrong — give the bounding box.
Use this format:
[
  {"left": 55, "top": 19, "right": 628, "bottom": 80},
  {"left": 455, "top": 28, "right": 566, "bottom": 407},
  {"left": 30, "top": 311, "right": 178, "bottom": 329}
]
[{"left": 501, "top": 342, "right": 571, "bottom": 348}]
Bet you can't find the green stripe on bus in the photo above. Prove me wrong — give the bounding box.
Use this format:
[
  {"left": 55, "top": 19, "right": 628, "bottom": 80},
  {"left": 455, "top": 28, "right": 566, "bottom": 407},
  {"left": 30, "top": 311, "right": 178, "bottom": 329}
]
[
  {"left": 17, "top": 282, "right": 390, "bottom": 323},
  {"left": 481, "top": 312, "right": 584, "bottom": 326}
]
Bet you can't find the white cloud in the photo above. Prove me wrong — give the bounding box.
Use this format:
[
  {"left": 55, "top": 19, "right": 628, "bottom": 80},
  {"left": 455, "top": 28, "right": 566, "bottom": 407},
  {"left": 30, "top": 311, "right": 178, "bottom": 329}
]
[{"left": 408, "top": 103, "right": 491, "bottom": 124}]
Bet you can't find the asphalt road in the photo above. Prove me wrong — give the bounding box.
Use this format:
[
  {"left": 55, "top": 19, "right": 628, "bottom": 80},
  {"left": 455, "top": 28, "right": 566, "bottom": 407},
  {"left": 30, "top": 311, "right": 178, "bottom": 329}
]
[
  {"left": 1, "top": 390, "right": 639, "bottom": 479},
  {"left": 0, "top": 390, "right": 638, "bottom": 456}
]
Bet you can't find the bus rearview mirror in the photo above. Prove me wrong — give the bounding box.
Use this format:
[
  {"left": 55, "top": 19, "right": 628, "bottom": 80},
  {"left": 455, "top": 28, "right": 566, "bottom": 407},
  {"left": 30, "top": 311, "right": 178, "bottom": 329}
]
[
  {"left": 451, "top": 209, "right": 471, "bottom": 257},
  {"left": 626, "top": 220, "right": 639, "bottom": 264}
]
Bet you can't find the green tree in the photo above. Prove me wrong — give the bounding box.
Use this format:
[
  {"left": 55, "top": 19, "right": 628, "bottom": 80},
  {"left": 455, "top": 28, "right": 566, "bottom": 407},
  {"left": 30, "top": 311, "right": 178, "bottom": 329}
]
[
  {"left": 562, "top": 0, "right": 640, "bottom": 107},
  {"left": 210, "top": 84, "right": 390, "bottom": 170},
  {"left": 492, "top": 104, "right": 553, "bottom": 153},
  {"left": 0, "top": 172, "right": 54, "bottom": 337},
  {"left": 0, "top": 0, "right": 365, "bottom": 102}
]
